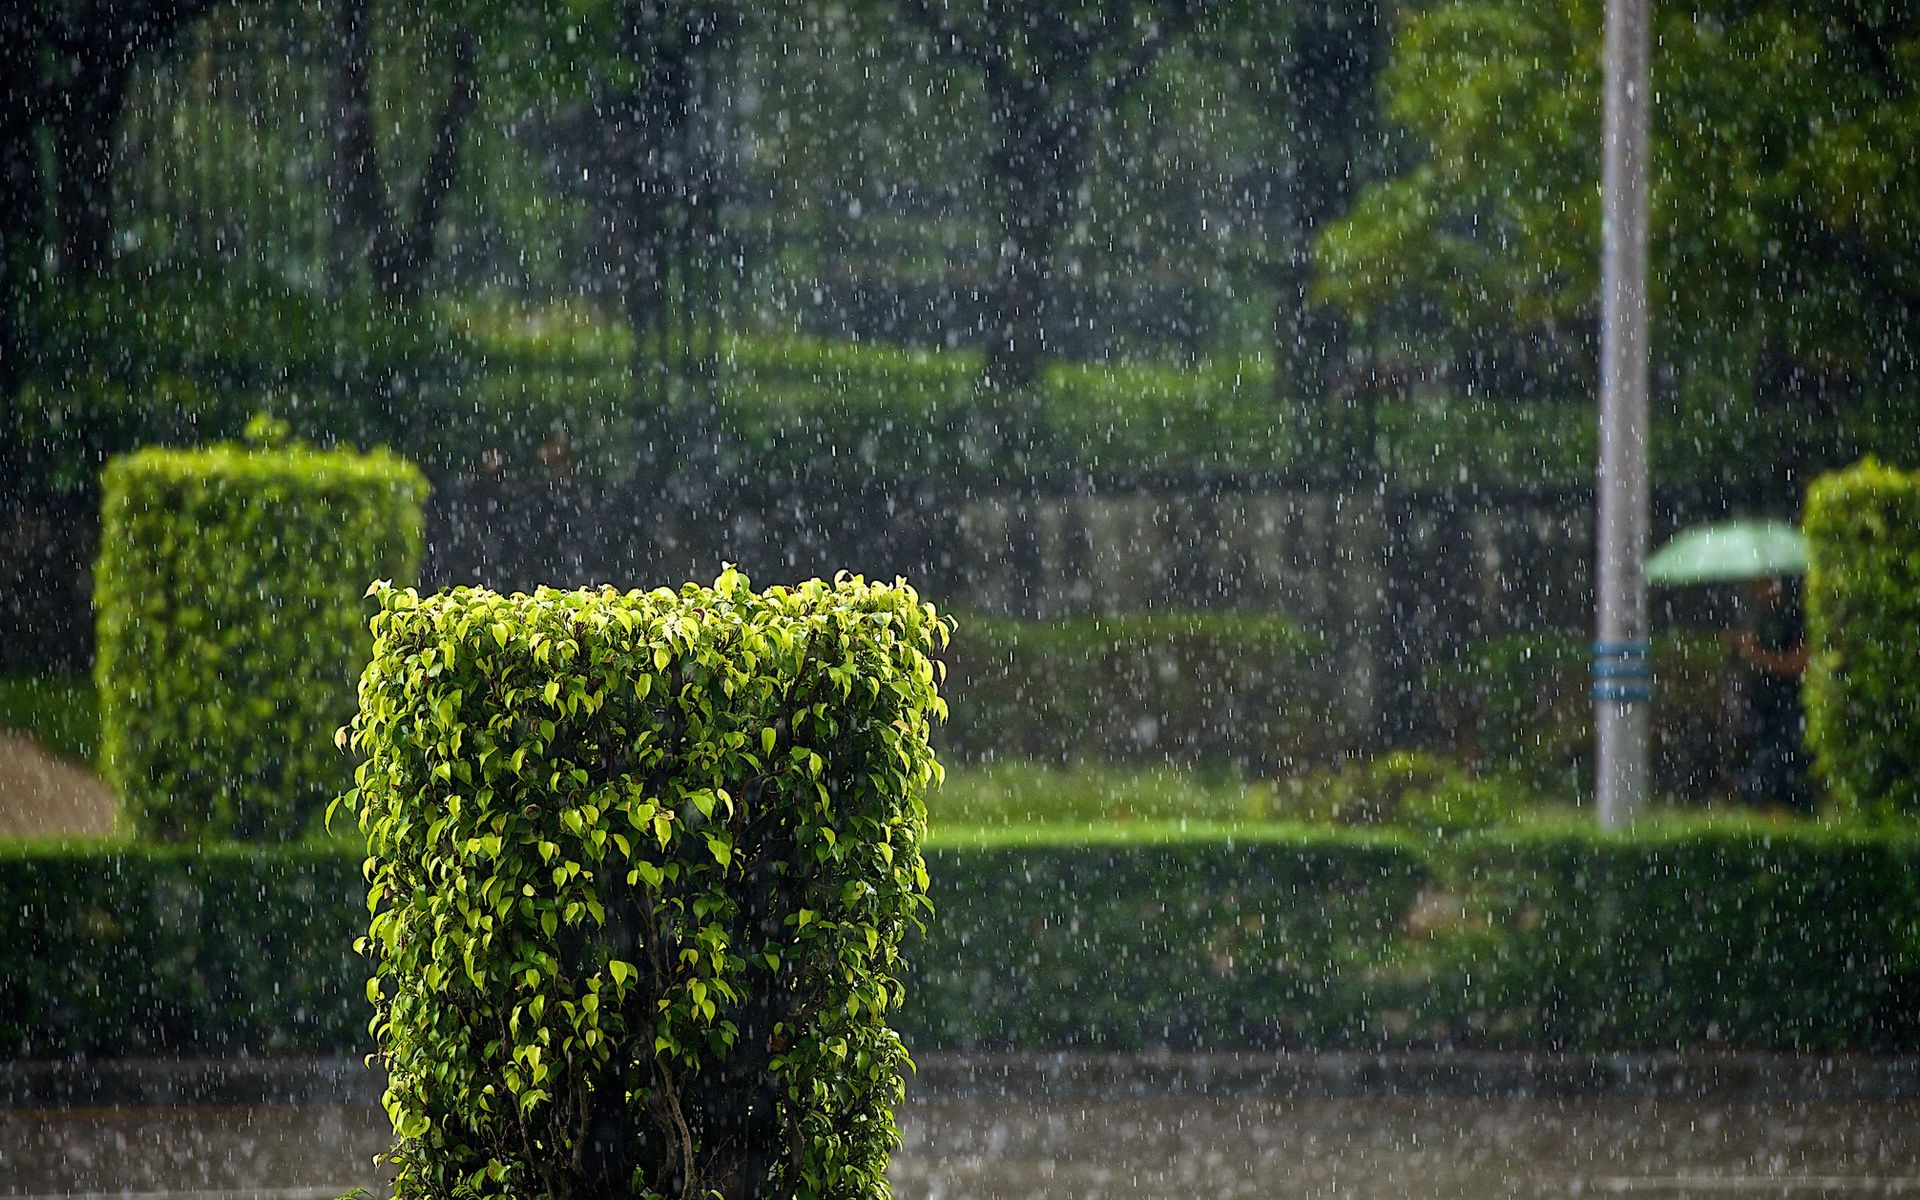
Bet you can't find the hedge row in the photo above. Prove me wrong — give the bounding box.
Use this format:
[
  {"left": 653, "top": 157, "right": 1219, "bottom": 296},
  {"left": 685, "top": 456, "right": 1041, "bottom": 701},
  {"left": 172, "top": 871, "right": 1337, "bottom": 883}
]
[
  {"left": 4, "top": 823, "right": 1914, "bottom": 1059},
  {"left": 1426, "top": 823, "right": 1920, "bottom": 1051},
  {"left": 95, "top": 429, "right": 426, "bottom": 842},
  {"left": 900, "top": 826, "right": 1422, "bottom": 1049},
  {"left": 1425, "top": 633, "right": 1732, "bottom": 794},
  {"left": 0, "top": 842, "right": 366, "bottom": 1057}
]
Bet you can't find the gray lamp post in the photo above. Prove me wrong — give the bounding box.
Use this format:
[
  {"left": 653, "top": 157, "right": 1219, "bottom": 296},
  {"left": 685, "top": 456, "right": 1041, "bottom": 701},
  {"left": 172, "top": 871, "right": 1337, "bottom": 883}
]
[{"left": 1594, "top": 0, "right": 1652, "bottom": 827}]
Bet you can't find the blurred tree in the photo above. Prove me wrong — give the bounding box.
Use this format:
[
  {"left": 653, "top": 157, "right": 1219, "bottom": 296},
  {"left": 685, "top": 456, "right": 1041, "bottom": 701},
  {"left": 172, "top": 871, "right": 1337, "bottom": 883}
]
[
  {"left": 0, "top": 2, "right": 225, "bottom": 494},
  {"left": 1319, "top": 0, "right": 1920, "bottom": 416},
  {"left": 330, "top": 0, "right": 480, "bottom": 303},
  {"left": 518, "top": 0, "right": 744, "bottom": 466},
  {"left": 40, "top": 3, "right": 226, "bottom": 275},
  {"left": 1213, "top": 3, "right": 1387, "bottom": 409},
  {"left": 896, "top": 1, "right": 1230, "bottom": 394}
]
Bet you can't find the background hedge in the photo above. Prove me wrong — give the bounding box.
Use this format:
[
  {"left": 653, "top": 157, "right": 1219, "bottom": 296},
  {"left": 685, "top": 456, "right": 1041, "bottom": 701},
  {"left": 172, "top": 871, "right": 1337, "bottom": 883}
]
[
  {"left": 1425, "top": 632, "right": 1730, "bottom": 796},
  {"left": 900, "top": 825, "right": 1423, "bottom": 1049},
  {"left": 1805, "top": 458, "right": 1920, "bottom": 820},
  {"left": 0, "top": 842, "right": 365, "bottom": 1057},
  {"left": 16, "top": 285, "right": 1907, "bottom": 492},
  {"left": 5, "top": 822, "right": 1915, "bottom": 1060},
  {"left": 95, "top": 430, "right": 426, "bottom": 841},
  {"left": 1429, "top": 822, "right": 1920, "bottom": 1051}
]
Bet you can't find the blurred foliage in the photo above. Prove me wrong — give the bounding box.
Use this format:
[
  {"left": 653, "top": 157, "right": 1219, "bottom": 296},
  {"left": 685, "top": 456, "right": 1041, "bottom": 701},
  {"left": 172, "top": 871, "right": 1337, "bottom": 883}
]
[
  {"left": 95, "top": 434, "right": 427, "bottom": 842},
  {"left": 1805, "top": 458, "right": 1920, "bottom": 821},
  {"left": 342, "top": 571, "right": 945, "bottom": 1198},
  {"left": 942, "top": 611, "right": 1340, "bottom": 772},
  {"left": 0, "top": 842, "right": 368, "bottom": 1058},
  {"left": 1426, "top": 632, "right": 1734, "bottom": 798},
  {"left": 0, "top": 675, "right": 98, "bottom": 767},
  {"left": 13, "top": 280, "right": 1906, "bottom": 495},
  {"left": 13, "top": 277, "right": 475, "bottom": 490},
  {"left": 1322, "top": 0, "right": 1920, "bottom": 400},
  {"left": 1261, "top": 750, "right": 1553, "bottom": 835}
]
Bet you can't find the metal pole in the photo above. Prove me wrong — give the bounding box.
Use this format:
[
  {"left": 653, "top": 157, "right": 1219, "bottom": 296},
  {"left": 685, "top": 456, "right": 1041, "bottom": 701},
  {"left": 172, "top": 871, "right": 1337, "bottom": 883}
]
[{"left": 1594, "top": 0, "right": 1652, "bottom": 828}]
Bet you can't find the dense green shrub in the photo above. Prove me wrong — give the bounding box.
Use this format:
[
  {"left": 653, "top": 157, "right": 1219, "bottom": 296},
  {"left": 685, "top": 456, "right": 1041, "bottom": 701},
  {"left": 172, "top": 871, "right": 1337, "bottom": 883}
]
[
  {"left": 1805, "top": 458, "right": 1920, "bottom": 820},
  {"left": 0, "top": 842, "right": 366, "bottom": 1057},
  {"left": 1261, "top": 751, "right": 1549, "bottom": 834},
  {"left": 901, "top": 824, "right": 1424, "bottom": 1049},
  {"left": 944, "top": 612, "right": 1340, "bottom": 770},
  {"left": 95, "top": 427, "right": 427, "bottom": 841},
  {"left": 340, "top": 571, "right": 947, "bottom": 1199},
  {"left": 1429, "top": 822, "right": 1920, "bottom": 1050},
  {"left": 14, "top": 277, "right": 477, "bottom": 487}
]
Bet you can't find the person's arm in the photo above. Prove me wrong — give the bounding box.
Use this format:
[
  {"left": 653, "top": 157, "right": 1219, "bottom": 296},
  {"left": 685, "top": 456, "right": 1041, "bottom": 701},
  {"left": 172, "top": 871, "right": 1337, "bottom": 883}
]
[{"left": 1731, "top": 632, "right": 1808, "bottom": 679}]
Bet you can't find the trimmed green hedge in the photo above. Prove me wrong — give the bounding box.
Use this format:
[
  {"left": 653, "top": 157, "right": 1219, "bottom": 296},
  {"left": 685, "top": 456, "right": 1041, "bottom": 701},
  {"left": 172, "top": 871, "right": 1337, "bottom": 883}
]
[
  {"left": 341, "top": 572, "right": 946, "bottom": 1198},
  {"left": 943, "top": 613, "right": 1340, "bottom": 771},
  {"left": 901, "top": 825, "right": 1424, "bottom": 1049},
  {"left": 2, "top": 822, "right": 1915, "bottom": 1059},
  {"left": 1805, "top": 458, "right": 1920, "bottom": 820},
  {"left": 96, "top": 431, "right": 427, "bottom": 841},
  {"left": 0, "top": 842, "right": 366, "bottom": 1057},
  {"left": 1428, "top": 822, "right": 1920, "bottom": 1051}
]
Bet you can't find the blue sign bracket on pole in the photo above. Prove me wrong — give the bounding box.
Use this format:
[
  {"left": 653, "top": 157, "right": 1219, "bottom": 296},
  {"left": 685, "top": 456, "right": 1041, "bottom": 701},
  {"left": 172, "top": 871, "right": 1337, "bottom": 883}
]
[{"left": 1591, "top": 639, "right": 1653, "bottom": 703}]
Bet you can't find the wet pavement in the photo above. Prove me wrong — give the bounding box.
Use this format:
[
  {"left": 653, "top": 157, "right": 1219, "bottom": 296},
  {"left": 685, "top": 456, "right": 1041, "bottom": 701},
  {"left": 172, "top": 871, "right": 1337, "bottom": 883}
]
[{"left": 4, "top": 1096, "right": 1918, "bottom": 1199}]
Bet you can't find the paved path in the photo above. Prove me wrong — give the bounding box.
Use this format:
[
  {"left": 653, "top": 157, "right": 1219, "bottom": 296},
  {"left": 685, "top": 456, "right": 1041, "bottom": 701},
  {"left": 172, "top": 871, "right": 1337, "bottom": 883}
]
[
  {"left": 5, "top": 1096, "right": 1920, "bottom": 1199},
  {"left": 0, "top": 732, "right": 115, "bottom": 840}
]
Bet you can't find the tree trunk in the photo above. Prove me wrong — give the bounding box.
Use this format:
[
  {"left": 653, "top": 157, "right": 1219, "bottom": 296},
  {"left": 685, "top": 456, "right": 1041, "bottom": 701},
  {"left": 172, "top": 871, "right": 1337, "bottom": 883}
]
[
  {"left": 52, "top": 50, "right": 134, "bottom": 275},
  {"left": 982, "top": 104, "right": 1084, "bottom": 398},
  {"left": 0, "top": 8, "right": 46, "bottom": 420},
  {"left": 332, "top": 0, "right": 399, "bottom": 292},
  {"left": 332, "top": 0, "right": 479, "bottom": 304},
  {"left": 984, "top": 210, "right": 1055, "bottom": 395},
  {"left": 389, "top": 28, "right": 478, "bottom": 302},
  {"left": 1270, "top": 1, "right": 1383, "bottom": 440}
]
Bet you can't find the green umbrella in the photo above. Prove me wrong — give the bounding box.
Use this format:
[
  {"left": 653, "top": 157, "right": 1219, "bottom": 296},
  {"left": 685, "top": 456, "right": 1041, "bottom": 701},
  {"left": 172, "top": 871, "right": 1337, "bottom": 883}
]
[{"left": 1645, "top": 519, "right": 1808, "bottom": 585}]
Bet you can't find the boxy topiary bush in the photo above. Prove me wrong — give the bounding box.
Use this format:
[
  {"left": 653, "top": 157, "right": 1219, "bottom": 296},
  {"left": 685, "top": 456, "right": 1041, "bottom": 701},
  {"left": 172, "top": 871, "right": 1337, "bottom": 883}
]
[
  {"left": 341, "top": 570, "right": 948, "bottom": 1199},
  {"left": 95, "top": 424, "right": 426, "bottom": 841},
  {"left": 1804, "top": 458, "right": 1920, "bottom": 820}
]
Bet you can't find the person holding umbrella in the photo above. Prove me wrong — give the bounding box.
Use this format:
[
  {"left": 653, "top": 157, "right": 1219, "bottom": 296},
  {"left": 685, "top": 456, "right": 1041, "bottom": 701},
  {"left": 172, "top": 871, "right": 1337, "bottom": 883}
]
[
  {"left": 1646, "top": 520, "right": 1812, "bottom": 812},
  {"left": 1727, "top": 574, "right": 1810, "bottom": 811}
]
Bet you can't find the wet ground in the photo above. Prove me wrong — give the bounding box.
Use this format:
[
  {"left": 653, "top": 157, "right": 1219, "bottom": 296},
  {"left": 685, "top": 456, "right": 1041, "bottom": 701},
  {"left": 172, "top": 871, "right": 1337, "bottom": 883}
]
[{"left": 4, "top": 1096, "right": 1918, "bottom": 1199}]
